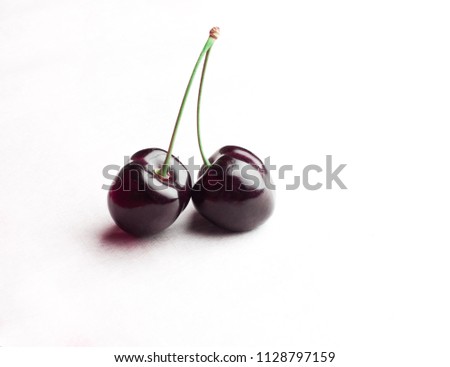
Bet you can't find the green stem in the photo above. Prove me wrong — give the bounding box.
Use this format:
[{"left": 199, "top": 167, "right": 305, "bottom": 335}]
[
  {"left": 160, "top": 33, "right": 217, "bottom": 177},
  {"left": 197, "top": 48, "right": 213, "bottom": 167}
]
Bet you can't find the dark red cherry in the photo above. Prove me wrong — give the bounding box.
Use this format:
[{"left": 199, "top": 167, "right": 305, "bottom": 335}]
[
  {"left": 192, "top": 145, "right": 274, "bottom": 232},
  {"left": 108, "top": 148, "right": 191, "bottom": 236}
]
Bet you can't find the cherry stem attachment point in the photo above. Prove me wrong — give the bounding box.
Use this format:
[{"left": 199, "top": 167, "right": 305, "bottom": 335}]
[{"left": 160, "top": 27, "right": 220, "bottom": 177}]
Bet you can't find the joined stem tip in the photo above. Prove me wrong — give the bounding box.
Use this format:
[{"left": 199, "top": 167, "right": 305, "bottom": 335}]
[{"left": 209, "top": 27, "right": 220, "bottom": 40}]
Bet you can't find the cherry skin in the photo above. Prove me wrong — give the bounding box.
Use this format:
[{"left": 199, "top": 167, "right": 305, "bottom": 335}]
[
  {"left": 108, "top": 148, "right": 191, "bottom": 236},
  {"left": 192, "top": 145, "right": 274, "bottom": 232}
]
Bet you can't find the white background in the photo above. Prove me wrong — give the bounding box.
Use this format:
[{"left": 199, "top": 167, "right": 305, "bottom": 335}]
[{"left": 1, "top": 0, "right": 449, "bottom": 365}]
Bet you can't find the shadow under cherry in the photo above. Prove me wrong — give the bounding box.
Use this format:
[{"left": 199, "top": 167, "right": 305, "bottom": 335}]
[{"left": 99, "top": 225, "right": 152, "bottom": 248}]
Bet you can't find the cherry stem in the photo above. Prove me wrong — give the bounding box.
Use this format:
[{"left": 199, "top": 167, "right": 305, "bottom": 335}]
[
  {"left": 197, "top": 48, "right": 213, "bottom": 167},
  {"left": 160, "top": 27, "right": 220, "bottom": 177}
]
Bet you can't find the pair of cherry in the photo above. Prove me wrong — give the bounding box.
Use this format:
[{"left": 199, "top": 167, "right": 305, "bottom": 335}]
[{"left": 108, "top": 28, "right": 274, "bottom": 237}]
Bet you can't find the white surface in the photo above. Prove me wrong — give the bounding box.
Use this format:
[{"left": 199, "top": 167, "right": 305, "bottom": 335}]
[{"left": 0, "top": 0, "right": 449, "bottom": 364}]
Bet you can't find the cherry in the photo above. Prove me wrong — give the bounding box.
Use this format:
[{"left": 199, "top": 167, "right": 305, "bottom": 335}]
[
  {"left": 192, "top": 146, "right": 275, "bottom": 232},
  {"left": 107, "top": 28, "right": 220, "bottom": 236},
  {"left": 191, "top": 36, "right": 275, "bottom": 232},
  {"left": 108, "top": 148, "right": 191, "bottom": 236}
]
